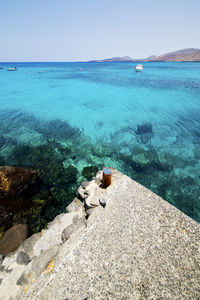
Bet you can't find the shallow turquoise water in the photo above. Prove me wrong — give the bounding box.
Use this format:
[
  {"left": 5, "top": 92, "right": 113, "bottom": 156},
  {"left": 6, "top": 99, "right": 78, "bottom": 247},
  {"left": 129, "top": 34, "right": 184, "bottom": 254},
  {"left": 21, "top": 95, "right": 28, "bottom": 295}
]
[
  {"left": 1, "top": 62, "right": 200, "bottom": 141},
  {"left": 0, "top": 61, "right": 200, "bottom": 225}
]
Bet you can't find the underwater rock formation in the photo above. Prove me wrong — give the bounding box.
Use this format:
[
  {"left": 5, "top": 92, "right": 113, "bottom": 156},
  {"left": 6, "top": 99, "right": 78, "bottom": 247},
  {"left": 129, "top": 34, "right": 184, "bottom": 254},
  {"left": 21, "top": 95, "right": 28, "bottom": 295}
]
[
  {"left": 0, "top": 109, "right": 199, "bottom": 239},
  {"left": 82, "top": 166, "right": 99, "bottom": 180},
  {"left": 0, "top": 166, "right": 39, "bottom": 214},
  {"left": 0, "top": 166, "right": 41, "bottom": 240},
  {"left": 135, "top": 123, "right": 153, "bottom": 135}
]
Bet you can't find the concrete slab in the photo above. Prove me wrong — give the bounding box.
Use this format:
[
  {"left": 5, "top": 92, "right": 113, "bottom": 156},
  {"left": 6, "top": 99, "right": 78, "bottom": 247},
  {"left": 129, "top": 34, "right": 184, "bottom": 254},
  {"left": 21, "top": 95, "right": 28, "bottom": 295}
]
[{"left": 20, "top": 170, "right": 200, "bottom": 299}]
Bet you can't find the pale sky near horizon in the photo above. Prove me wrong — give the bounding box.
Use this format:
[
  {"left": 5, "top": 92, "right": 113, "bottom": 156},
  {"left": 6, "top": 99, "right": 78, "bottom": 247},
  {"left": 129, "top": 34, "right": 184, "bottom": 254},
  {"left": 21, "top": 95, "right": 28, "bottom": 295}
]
[{"left": 0, "top": 0, "right": 200, "bottom": 62}]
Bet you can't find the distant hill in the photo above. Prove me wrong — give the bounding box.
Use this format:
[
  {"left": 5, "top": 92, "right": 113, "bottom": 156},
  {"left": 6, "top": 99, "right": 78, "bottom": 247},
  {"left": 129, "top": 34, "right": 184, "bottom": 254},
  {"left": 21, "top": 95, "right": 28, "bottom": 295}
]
[
  {"left": 90, "top": 56, "right": 134, "bottom": 62},
  {"left": 151, "top": 48, "right": 200, "bottom": 61},
  {"left": 90, "top": 48, "right": 200, "bottom": 62}
]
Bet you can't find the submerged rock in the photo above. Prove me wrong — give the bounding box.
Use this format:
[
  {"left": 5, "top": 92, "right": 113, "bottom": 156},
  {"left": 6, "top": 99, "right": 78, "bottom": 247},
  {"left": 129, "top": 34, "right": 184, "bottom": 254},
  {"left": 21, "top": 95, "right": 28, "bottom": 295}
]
[
  {"left": 0, "top": 224, "right": 28, "bottom": 256},
  {"left": 135, "top": 123, "right": 153, "bottom": 135},
  {"left": 0, "top": 166, "right": 39, "bottom": 214},
  {"left": 82, "top": 166, "right": 99, "bottom": 180}
]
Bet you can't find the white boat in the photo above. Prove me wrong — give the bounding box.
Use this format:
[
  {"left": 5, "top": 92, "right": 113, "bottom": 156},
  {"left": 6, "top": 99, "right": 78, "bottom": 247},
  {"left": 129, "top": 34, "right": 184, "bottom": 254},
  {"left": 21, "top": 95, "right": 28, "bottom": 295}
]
[
  {"left": 135, "top": 64, "right": 143, "bottom": 72},
  {"left": 7, "top": 67, "right": 17, "bottom": 71}
]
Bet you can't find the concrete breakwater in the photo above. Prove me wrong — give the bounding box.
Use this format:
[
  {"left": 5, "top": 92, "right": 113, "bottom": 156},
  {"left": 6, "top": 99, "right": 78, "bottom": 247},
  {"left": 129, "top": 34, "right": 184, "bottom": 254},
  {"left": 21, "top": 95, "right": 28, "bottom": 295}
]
[{"left": 0, "top": 168, "right": 200, "bottom": 299}]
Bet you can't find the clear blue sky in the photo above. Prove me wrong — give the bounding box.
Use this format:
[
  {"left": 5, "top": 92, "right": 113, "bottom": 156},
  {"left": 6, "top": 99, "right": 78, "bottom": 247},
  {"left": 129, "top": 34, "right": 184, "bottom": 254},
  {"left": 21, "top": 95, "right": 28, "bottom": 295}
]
[{"left": 0, "top": 0, "right": 199, "bottom": 61}]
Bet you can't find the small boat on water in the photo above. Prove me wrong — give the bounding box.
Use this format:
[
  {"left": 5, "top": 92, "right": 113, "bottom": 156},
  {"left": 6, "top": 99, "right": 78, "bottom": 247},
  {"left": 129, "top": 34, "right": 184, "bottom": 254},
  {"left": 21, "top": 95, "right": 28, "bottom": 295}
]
[
  {"left": 7, "top": 67, "right": 17, "bottom": 71},
  {"left": 135, "top": 64, "right": 143, "bottom": 72}
]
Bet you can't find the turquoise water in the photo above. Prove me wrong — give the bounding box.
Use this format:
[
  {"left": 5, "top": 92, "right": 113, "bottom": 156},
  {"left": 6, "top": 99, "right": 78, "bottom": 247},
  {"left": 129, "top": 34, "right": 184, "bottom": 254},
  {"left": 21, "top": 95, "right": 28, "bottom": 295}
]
[{"left": 0, "top": 61, "right": 200, "bottom": 232}]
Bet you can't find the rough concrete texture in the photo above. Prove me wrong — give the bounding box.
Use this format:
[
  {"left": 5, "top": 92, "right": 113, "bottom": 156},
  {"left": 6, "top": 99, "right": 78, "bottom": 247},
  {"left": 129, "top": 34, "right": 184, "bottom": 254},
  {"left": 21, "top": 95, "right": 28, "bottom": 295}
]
[{"left": 21, "top": 169, "right": 200, "bottom": 300}]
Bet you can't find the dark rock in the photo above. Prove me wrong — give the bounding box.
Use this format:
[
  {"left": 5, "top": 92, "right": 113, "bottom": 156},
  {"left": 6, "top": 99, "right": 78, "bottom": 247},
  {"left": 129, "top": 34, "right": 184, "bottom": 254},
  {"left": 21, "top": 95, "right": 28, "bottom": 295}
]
[
  {"left": 135, "top": 123, "right": 153, "bottom": 135},
  {"left": 37, "top": 119, "right": 79, "bottom": 140},
  {"left": 82, "top": 166, "right": 98, "bottom": 180},
  {"left": 0, "top": 278, "right": 2, "bottom": 285},
  {"left": 0, "top": 224, "right": 28, "bottom": 256},
  {"left": 16, "top": 272, "right": 27, "bottom": 286},
  {"left": 16, "top": 251, "right": 31, "bottom": 265}
]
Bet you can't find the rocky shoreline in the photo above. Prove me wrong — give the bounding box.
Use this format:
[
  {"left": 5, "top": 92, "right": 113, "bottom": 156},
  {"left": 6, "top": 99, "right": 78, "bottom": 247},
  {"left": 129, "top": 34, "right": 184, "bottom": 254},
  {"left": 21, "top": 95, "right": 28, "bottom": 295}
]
[
  {"left": 0, "top": 168, "right": 200, "bottom": 299},
  {"left": 0, "top": 169, "right": 110, "bottom": 299}
]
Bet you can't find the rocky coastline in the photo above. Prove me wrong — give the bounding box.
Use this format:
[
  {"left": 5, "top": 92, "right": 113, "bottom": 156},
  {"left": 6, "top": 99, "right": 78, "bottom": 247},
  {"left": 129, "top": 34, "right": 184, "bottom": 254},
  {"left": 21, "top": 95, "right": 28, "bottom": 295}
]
[
  {"left": 0, "top": 168, "right": 200, "bottom": 299},
  {"left": 0, "top": 169, "right": 109, "bottom": 299}
]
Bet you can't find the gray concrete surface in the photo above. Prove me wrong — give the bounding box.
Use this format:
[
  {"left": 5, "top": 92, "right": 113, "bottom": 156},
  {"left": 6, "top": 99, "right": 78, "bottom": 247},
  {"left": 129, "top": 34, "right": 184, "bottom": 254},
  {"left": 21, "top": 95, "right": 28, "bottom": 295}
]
[{"left": 21, "top": 170, "right": 200, "bottom": 300}]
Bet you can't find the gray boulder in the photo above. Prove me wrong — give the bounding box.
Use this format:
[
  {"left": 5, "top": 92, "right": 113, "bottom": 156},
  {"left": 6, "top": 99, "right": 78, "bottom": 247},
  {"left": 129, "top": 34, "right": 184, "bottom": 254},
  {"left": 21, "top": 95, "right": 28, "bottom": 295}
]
[
  {"left": 16, "top": 251, "right": 31, "bottom": 265},
  {"left": 16, "top": 272, "right": 28, "bottom": 286}
]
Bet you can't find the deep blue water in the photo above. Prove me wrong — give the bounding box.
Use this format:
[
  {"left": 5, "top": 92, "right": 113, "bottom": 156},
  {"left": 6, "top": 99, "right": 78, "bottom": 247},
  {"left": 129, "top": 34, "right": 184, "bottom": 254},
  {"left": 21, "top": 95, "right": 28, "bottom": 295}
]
[{"left": 0, "top": 61, "right": 200, "bottom": 226}]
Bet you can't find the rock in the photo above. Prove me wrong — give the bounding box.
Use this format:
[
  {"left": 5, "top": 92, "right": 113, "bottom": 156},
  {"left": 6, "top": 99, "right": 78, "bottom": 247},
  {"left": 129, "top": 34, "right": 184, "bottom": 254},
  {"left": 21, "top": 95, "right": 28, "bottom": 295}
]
[
  {"left": 135, "top": 123, "right": 153, "bottom": 135},
  {"left": 81, "top": 181, "right": 90, "bottom": 189},
  {"left": 0, "top": 254, "right": 4, "bottom": 265},
  {"left": 84, "top": 180, "right": 103, "bottom": 208},
  {"left": 16, "top": 251, "right": 31, "bottom": 265},
  {"left": 30, "top": 245, "right": 60, "bottom": 278},
  {"left": 0, "top": 278, "right": 2, "bottom": 285},
  {"left": 99, "top": 198, "right": 106, "bottom": 208},
  {"left": 21, "top": 232, "right": 40, "bottom": 258},
  {"left": 61, "top": 219, "right": 86, "bottom": 243},
  {"left": 66, "top": 198, "right": 84, "bottom": 213},
  {"left": 0, "top": 224, "right": 28, "bottom": 256},
  {"left": 77, "top": 186, "right": 88, "bottom": 200},
  {"left": 16, "top": 272, "right": 28, "bottom": 286}
]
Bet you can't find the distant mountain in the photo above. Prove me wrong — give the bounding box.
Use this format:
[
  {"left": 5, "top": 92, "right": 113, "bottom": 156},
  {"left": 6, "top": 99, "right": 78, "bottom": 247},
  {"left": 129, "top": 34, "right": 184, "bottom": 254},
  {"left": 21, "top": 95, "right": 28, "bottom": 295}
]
[
  {"left": 91, "top": 56, "right": 134, "bottom": 62},
  {"left": 150, "top": 48, "right": 200, "bottom": 61},
  {"left": 90, "top": 48, "right": 200, "bottom": 62}
]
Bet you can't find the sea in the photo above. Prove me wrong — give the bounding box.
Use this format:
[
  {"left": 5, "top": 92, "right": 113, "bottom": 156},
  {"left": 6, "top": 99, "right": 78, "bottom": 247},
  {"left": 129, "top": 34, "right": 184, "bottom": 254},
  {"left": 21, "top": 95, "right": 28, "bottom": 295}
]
[{"left": 0, "top": 61, "right": 200, "bottom": 232}]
